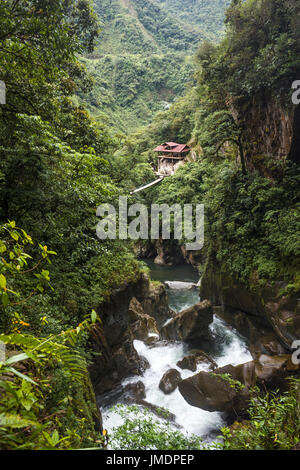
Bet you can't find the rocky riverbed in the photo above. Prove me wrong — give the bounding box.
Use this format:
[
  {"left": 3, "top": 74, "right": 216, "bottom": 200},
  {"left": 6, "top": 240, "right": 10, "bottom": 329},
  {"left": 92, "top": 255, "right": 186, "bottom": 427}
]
[{"left": 96, "top": 262, "right": 256, "bottom": 438}]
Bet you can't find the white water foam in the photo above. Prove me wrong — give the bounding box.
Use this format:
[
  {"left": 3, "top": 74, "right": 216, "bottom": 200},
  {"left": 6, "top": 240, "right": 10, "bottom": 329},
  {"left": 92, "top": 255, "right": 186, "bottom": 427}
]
[
  {"left": 103, "top": 315, "right": 252, "bottom": 438},
  {"left": 102, "top": 267, "right": 252, "bottom": 441},
  {"left": 130, "top": 339, "right": 224, "bottom": 436},
  {"left": 210, "top": 316, "right": 252, "bottom": 368}
]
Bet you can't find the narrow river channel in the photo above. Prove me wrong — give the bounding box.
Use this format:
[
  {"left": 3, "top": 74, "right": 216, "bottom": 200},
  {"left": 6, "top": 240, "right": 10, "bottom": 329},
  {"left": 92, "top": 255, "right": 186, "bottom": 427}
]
[{"left": 102, "top": 261, "right": 252, "bottom": 440}]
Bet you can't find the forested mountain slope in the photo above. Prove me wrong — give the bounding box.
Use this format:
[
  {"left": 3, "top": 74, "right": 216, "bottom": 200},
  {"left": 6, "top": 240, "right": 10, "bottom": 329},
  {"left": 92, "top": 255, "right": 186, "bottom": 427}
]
[
  {"left": 157, "top": 0, "right": 230, "bottom": 40},
  {"left": 1, "top": 0, "right": 299, "bottom": 452},
  {"left": 80, "top": 0, "right": 230, "bottom": 131}
]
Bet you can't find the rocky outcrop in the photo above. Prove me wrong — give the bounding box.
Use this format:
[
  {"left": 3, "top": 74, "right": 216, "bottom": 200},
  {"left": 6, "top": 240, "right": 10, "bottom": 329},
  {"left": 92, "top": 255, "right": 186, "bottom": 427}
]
[
  {"left": 179, "top": 362, "right": 255, "bottom": 417},
  {"left": 180, "top": 245, "right": 205, "bottom": 267},
  {"left": 288, "top": 104, "right": 300, "bottom": 164},
  {"left": 123, "top": 381, "right": 146, "bottom": 402},
  {"left": 235, "top": 95, "right": 294, "bottom": 161},
  {"left": 161, "top": 300, "right": 213, "bottom": 343},
  {"left": 201, "top": 267, "right": 300, "bottom": 352},
  {"left": 159, "top": 369, "right": 182, "bottom": 394},
  {"left": 90, "top": 273, "right": 173, "bottom": 395},
  {"left": 128, "top": 297, "right": 159, "bottom": 341},
  {"left": 230, "top": 92, "right": 300, "bottom": 165},
  {"left": 255, "top": 354, "right": 299, "bottom": 388},
  {"left": 136, "top": 239, "right": 186, "bottom": 266},
  {"left": 179, "top": 356, "right": 300, "bottom": 416},
  {"left": 142, "top": 281, "right": 173, "bottom": 329},
  {"left": 135, "top": 239, "right": 204, "bottom": 267},
  {"left": 177, "top": 351, "right": 217, "bottom": 372},
  {"left": 97, "top": 380, "right": 177, "bottom": 424}
]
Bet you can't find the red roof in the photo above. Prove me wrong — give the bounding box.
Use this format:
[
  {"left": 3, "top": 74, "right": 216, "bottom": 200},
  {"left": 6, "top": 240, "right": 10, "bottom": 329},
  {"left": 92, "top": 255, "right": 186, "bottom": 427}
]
[
  {"left": 153, "top": 145, "right": 167, "bottom": 152},
  {"left": 166, "top": 142, "right": 178, "bottom": 147},
  {"left": 153, "top": 142, "right": 190, "bottom": 154}
]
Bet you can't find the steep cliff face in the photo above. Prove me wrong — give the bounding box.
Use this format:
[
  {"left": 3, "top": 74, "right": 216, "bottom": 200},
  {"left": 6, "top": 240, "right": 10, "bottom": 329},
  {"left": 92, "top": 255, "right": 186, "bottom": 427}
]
[
  {"left": 234, "top": 94, "right": 299, "bottom": 164},
  {"left": 288, "top": 104, "right": 300, "bottom": 164},
  {"left": 200, "top": 266, "right": 300, "bottom": 354},
  {"left": 89, "top": 272, "right": 172, "bottom": 395}
]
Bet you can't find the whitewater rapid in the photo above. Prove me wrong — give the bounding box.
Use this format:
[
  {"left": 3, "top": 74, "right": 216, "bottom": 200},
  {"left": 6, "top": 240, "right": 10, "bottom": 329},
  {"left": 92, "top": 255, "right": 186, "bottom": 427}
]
[
  {"left": 103, "top": 316, "right": 251, "bottom": 436},
  {"left": 102, "top": 266, "right": 252, "bottom": 439}
]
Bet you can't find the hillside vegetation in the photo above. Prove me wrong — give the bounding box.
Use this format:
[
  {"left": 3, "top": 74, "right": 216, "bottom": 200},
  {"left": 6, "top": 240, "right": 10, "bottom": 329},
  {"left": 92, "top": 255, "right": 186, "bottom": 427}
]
[
  {"left": 0, "top": 0, "right": 299, "bottom": 452},
  {"left": 80, "top": 0, "right": 230, "bottom": 131},
  {"left": 116, "top": 0, "right": 300, "bottom": 289}
]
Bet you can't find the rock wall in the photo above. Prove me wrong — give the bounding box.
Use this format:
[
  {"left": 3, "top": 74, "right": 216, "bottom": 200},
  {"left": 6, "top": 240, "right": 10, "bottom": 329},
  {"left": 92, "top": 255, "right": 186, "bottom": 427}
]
[
  {"left": 236, "top": 95, "right": 293, "bottom": 159},
  {"left": 89, "top": 272, "right": 172, "bottom": 394},
  {"left": 232, "top": 94, "right": 300, "bottom": 165},
  {"left": 161, "top": 300, "right": 213, "bottom": 343},
  {"left": 135, "top": 239, "right": 204, "bottom": 267},
  {"left": 200, "top": 265, "right": 300, "bottom": 353},
  {"left": 179, "top": 355, "right": 299, "bottom": 419}
]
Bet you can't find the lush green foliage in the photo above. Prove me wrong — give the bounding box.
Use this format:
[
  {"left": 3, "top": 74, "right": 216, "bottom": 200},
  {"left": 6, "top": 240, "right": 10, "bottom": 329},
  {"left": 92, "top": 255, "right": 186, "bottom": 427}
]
[
  {"left": 0, "top": 223, "right": 103, "bottom": 450},
  {"left": 157, "top": 0, "right": 230, "bottom": 43},
  {"left": 0, "top": 0, "right": 140, "bottom": 450},
  {"left": 117, "top": 0, "right": 300, "bottom": 291},
  {"left": 0, "top": 0, "right": 141, "bottom": 334},
  {"left": 221, "top": 378, "right": 300, "bottom": 450},
  {"left": 151, "top": 157, "right": 300, "bottom": 289},
  {"left": 80, "top": 0, "right": 229, "bottom": 131},
  {"left": 109, "top": 405, "right": 208, "bottom": 450},
  {"left": 193, "top": 0, "right": 300, "bottom": 163},
  {"left": 103, "top": 87, "right": 201, "bottom": 193},
  {"left": 0, "top": 0, "right": 99, "bottom": 119},
  {"left": 209, "top": 0, "right": 300, "bottom": 99}
]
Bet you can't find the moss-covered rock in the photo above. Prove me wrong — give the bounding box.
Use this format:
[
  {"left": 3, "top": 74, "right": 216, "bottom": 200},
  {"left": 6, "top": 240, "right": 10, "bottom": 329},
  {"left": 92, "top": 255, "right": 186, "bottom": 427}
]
[
  {"left": 201, "top": 265, "right": 300, "bottom": 351},
  {"left": 161, "top": 300, "right": 213, "bottom": 343}
]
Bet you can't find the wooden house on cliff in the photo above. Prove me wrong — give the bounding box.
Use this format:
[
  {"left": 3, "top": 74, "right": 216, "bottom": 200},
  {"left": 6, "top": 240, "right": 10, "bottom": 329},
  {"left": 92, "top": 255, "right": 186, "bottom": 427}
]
[{"left": 153, "top": 142, "right": 191, "bottom": 176}]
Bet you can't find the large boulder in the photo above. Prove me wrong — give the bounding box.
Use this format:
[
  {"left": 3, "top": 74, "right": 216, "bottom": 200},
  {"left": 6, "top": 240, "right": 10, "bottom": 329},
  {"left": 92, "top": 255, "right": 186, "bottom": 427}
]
[
  {"left": 111, "top": 335, "right": 145, "bottom": 380},
  {"left": 161, "top": 300, "right": 213, "bottom": 343},
  {"left": 179, "top": 356, "right": 300, "bottom": 416},
  {"left": 177, "top": 351, "right": 217, "bottom": 372},
  {"left": 159, "top": 369, "right": 182, "bottom": 394},
  {"left": 139, "top": 355, "right": 151, "bottom": 373},
  {"left": 128, "top": 297, "right": 159, "bottom": 341},
  {"left": 255, "top": 354, "right": 299, "bottom": 387},
  {"left": 123, "top": 381, "right": 146, "bottom": 402},
  {"left": 141, "top": 279, "right": 174, "bottom": 330},
  {"left": 178, "top": 362, "right": 256, "bottom": 416}
]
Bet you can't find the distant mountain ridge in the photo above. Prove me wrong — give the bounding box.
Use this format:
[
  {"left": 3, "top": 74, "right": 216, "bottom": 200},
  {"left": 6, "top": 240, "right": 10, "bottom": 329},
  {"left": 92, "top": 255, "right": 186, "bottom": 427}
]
[{"left": 80, "top": 0, "right": 230, "bottom": 131}]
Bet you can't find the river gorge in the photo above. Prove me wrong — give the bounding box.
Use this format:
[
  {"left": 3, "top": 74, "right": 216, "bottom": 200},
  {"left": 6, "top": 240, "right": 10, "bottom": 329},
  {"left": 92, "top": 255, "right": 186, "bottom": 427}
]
[{"left": 99, "top": 261, "right": 252, "bottom": 441}]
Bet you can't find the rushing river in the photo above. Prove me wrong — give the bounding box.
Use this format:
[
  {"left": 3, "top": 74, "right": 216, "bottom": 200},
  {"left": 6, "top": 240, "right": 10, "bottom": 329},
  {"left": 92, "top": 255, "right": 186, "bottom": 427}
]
[{"left": 102, "top": 261, "right": 252, "bottom": 440}]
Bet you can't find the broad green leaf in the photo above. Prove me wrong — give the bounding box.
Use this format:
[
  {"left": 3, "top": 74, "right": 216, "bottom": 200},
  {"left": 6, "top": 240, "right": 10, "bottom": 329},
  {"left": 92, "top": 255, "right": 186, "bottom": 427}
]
[
  {"left": 5, "top": 353, "right": 29, "bottom": 366},
  {"left": 10, "top": 231, "right": 19, "bottom": 241},
  {"left": 0, "top": 413, "right": 36, "bottom": 429},
  {"left": 0, "top": 274, "right": 6, "bottom": 290},
  {"left": 1, "top": 292, "right": 9, "bottom": 307},
  {"left": 7, "top": 367, "right": 37, "bottom": 385}
]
